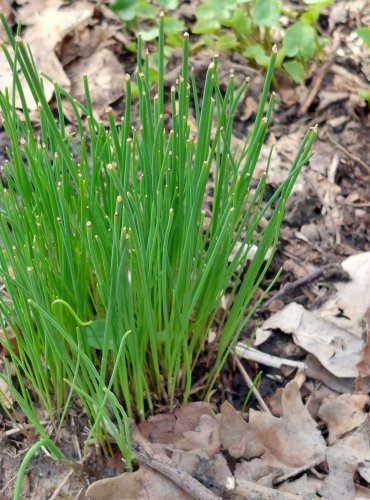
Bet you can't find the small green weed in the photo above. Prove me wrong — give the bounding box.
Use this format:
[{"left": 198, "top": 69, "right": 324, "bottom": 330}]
[
  {"left": 357, "top": 26, "right": 370, "bottom": 103},
  {"left": 111, "top": 0, "right": 333, "bottom": 83},
  {"left": 0, "top": 14, "right": 315, "bottom": 464}
]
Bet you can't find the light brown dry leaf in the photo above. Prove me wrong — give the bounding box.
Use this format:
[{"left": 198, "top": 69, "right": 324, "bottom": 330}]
[
  {"left": 318, "top": 394, "right": 370, "bottom": 444},
  {"left": 0, "top": 0, "right": 13, "bottom": 40},
  {"left": 173, "top": 401, "right": 214, "bottom": 436},
  {"left": 245, "top": 381, "right": 326, "bottom": 471},
  {"left": 356, "top": 307, "right": 370, "bottom": 394},
  {"left": 259, "top": 254, "right": 370, "bottom": 379},
  {"left": 0, "top": 375, "right": 13, "bottom": 409},
  {"left": 66, "top": 48, "right": 125, "bottom": 114},
  {"left": 138, "top": 402, "right": 213, "bottom": 445},
  {"left": 0, "top": 0, "right": 94, "bottom": 110},
  {"left": 174, "top": 449, "right": 231, "bottom": 496},
  {"left": 322, "top": 420, "right": 370, "bottom": 500},
  {"left": 138, "top": 413, "right": 176, "bottom": 444},
  {"left": 85, "top": 465, "right": 191, "bottom": 500},
  {"left": 261, "top": 302, "right": 363, "bottom": 378},
  {"left": 234, "top": 459, "right": 278, "bottom": 488},
  {"left": 278, "top": 473, "right": 320, "bottom": 498},
  {"left": 218, "top": 400, "right": 256, "bottom": 458},
  {"left": 220, "top": 382, "right": 326, "bottom": 472},
  {"left": 320, "top": 252, "right": 370, "bottom": 336},
  {"left": 175, "top": 414, "right": 220, "bottom": 457}
]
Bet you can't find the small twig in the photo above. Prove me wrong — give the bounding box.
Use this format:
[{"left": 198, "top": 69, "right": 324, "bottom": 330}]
[
  {"left": 300, "top": 32, "right": 341, "bottom": 115},
  {"left": 233, "top": 477, "right": 300, "bottom": 499},
  {"left": 274, "top": 459, "right": 323, "bottom": 485},
  {"left": 234, "top": 356, "right": 271, "bottom": 414},
  {"left": 262, "top": 268, "right": 323, "bottom": 308},
  {"left": 236, "top": 343, "right": 306, "bottom": 371},
  {"left": 328, "top": 137, "right": 370, "bottom": 175},
  {"left": 131, "top": 425, "right": 221, "bottom": 500},
  {"left": 221, "top": 373, "right": 234, "bottom": 405},
  {"left": 49, "top": 470, "right": 74, "bottom": 500}
]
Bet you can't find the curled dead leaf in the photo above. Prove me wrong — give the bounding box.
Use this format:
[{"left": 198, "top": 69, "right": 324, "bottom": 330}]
[
  {"left": 318, "top": 393, "right": 370, "bottom": 444},
  {"left": 85, "top": 466, "right": 191, "bottom": 500}
]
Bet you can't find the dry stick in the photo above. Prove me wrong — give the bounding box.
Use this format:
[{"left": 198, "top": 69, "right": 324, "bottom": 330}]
[
  {"left": 234, "top": 356, "right": 272, "bottom": 414},
  {"left": 328, "top": 136, "right": 370, "bottom": 176},
  {"left": 131, "top": 425, "right": 221, "bottom": 500},
  {"left": 234, "top": 477, "right": 300, "bottom": 499},
  {"left": 299, "top": 32, "right": 341, "bottom": 115},
  {"left": 274, "top": 458, "right": 324, "bottom": 486},
  {"left": 49, "top": 470, "right": 74, "bottom": 500},
  {"left": 262, "top": 268, "right": 323, "bottom": 308}
]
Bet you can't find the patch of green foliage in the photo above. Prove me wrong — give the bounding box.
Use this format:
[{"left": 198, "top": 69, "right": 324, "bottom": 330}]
[
  {"left": 0, "top": 14, "right": 315, "bottom": 466},
  {"left": 111, "top": 0, "right": 333, "bottom": 83},
  {"left": 357, "top": 26, "right": 370, "bottom": 103}
]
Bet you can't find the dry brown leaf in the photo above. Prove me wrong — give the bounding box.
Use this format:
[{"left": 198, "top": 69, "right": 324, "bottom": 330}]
[
  {"left": 138, "top": 413, "right": 176, "bottom": 444},
  {"left": 0, "top": 376, "right": 13, "bottom": 409},
  {"left": 322, "top": 419, "right": 370, "bottom": 500},
  {"left": 318, "top": 394, "right": 370, "bottom": 444},
  {"left": 85, "top": 465, "right": 191, "bottom": 500},
  {"left": 0, "top": 0, "right": 94, "bottom": 110},
  {"left": 175, "top": 414, "right": 220, "bottom": 457},
  {"left": 67, "top": 48, "right": 125, "bottom": 114},
  {"left": 174, "top": 450, "right": 231, "bottom": 496},
  {"left": 356, "top": 307, "right": 370, "bottom": 394},
  {"left": 138, "top": 402, "right": 213, "bottom": 446},
  {"left": 258, "top": 253, "right": 370, "bottom": 380},
  {"left": 261, "top": 302, "right": 363, "bottom": 378},
  {"left": 234, "top": 459, "right": 277, "bottom": 487},
  {"left": 173, "top": 401, "right": 214, "bottom": 436},
  {"left": 218, "top": 400, "right": 256, "bottom": 458},
  {"left": 278, "top": 474, "right": 320, "bottom": 498},
  {"left": 320, "top": 252, "right": 370, "bottom": 336},
  {"left": 246, "top": 381, "right": 326, "bottom": 471},
  {"left": 0, "top": 0, "right": 13, "bottom": 40},
  {"left": 220, "top": 382, "right": 326, "bottom": 472}
]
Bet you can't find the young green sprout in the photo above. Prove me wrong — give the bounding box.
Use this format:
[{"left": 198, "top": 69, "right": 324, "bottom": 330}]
[{"left": 0, "top": 13, "right": 316, "bottom": 464}]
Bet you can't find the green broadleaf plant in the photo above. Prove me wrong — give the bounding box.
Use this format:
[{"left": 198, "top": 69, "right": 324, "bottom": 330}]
[{"left": 0, "top": 14, "right": 316, "bottom": 464}]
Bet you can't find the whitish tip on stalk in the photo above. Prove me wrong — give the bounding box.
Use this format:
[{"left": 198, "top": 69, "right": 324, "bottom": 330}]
[
  {"left": 125, "top": 74, "right": 131, "bottom": 81},
  {"left": 27, "top": 267, "right": 33, "bottom": 272},
  {"left": 127, "top": 137, "right": 132, "bottom": 143},
  {"left": 184, "top": 32, "right": 189, "bottom": 38},
  {"left": 208, "top": 62, "right": 215, "bottom": 70},
  {"left": 15, "top": 36, "right": 22, "bottom": 44},
  {"left": 311, "top": 124, "right": 319, "bottom": 133},
  {"left": 169, "top": 208, "right": 174, "bottom": 214},
  {"left": 106, "top": 163, "right": 114, "bottom": 171},
  {"left": 160, "top": 11, "right": 164, "bottom": 18},
  {"left": 105, "top": 107, "right": 112, "bottom": 114},
  {"left": 171, "top": 86, "right": 176, "bottom": 92},
  {"left": 86, "top": 221, "right": 92, "bottom": 228},
  {"left": 272, "top": 91, "right": 276, "bottom": 97},
  {"left": 272, "top": 44, "right": 278, "bottom": 54},
  {"left": 20, "top": 138, "right": 26, "bottom": 145},
  {"left": 117, "top": 195, "right": 123, "bottom": 203},
  {"left": 262, "top": 117, "right": 268, "bottom": 124},
  {"left": 139, "top": 72, "right": 145, "bottom": 79}
]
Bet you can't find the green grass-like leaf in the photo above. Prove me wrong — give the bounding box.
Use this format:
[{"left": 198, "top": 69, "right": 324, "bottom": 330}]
[{"left": 0, "top": 15, "right": 316, "bottom": 463}]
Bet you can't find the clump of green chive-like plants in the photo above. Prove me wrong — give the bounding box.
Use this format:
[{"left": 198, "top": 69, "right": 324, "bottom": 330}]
[{"left": 0, "top": 13, "right": 316, "bottom": 463}]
